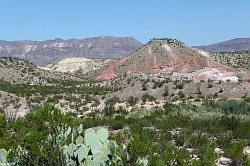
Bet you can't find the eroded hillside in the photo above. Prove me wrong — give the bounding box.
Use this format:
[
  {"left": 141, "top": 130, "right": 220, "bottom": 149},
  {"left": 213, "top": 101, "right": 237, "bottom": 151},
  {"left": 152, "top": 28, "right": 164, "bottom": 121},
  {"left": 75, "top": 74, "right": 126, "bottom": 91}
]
[{"left": 96, "top": 38, "right": 248, "bottom": 82}]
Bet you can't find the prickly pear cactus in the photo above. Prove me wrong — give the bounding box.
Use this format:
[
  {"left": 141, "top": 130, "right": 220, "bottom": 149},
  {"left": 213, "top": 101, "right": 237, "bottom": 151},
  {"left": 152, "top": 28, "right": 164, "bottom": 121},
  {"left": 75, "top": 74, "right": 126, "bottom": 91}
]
[
  {"left": 56, "top": 125, "right": 120, "bottom": 165},
  {"left": 0, "top": 124, "right": 121, "bottom": 166},
  {"left": 0, "top": 149, "right": 11, "bottom": 166},
  {"left": 0, "top": 149, "right": 7, "bottom": 163}
]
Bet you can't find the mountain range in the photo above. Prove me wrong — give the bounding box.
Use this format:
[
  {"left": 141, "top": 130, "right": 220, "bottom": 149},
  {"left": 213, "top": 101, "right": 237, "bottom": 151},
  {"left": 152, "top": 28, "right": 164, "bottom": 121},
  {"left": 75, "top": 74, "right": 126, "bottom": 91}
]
[
  {"left": 0, "top": 36, "right": 143, "bottom": 65},
  {"left": 194, "top": 38, "right": 250, "bottom": 52},
  {"left": 1, "top": 36, "right": 250, "bottom": 66}
]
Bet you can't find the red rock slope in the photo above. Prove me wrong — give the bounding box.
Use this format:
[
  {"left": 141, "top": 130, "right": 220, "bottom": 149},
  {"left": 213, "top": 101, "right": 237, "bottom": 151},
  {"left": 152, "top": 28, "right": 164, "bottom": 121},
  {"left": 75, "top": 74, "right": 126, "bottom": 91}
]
[{"left": 96, "top": 38, "right": 235, "bottom": 80}]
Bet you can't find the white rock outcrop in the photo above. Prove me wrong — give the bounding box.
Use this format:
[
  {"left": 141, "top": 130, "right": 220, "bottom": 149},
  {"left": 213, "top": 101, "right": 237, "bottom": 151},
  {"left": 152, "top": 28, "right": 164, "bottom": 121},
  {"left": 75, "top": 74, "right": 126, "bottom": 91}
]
[{"left": 40, "top": 57, "right": 98, "bottom": 73}]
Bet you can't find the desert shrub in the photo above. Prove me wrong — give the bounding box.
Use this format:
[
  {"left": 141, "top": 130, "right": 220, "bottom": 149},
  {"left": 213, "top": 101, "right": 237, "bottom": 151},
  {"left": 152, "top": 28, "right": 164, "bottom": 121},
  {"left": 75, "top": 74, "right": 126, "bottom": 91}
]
[
  {"left": 175, "top": 133, "right": 185, "bottom": 146},
  {"left": 46, "top": 96, "right": 60, "bottom": 104},
  {"left": 104, "top": 107, "right": 115, "bottom": 117},
  {"left": 245, "top": 97, "right": 250, "bottom": 102},
  {"left": 141, "top": 82, "right": 147, "bottom": 91},
  {"left": 105, "top": 96, "right": 121, "bottom": 106},
  {"left": 162, "top": 86, "right": 169, "bottom": 97},
  {"left": 178, "top": 90, "right": 185, "bottom": 98},
  {"left": 159, "top": 131, "right": 172, "bottom": 143},
  {"left": 213, "top": 92, "right": 218, "bottom": 98},
  {"left": 0, "top": 115, "right": 6, "bottom": 138},
  {"left": 224, "top": 140, "right": 247, "bottom": 165},
  {"left": 207, "top": 80, "right": 213, "bottom": 88},
  {"left": 141, "top": 93, "right": 156, "bottom": 103},
  {"left": 220, "top": 115, "right": 241, "bottom": 131},
  {"left": 130, "top": 137, "right": 154, "bottom": 158},
  {"left": 212, "top": 100, "right": 250, "bottom": 115},
  {"left": 174, "top": 80, "right": 184, "bottom": 89},
  {"left": 196, "top": 146, "right": 217, "bottom": 166},
  {"left": 152, "top": 80, "right": 166, "bottom": 89},
  {"left": 163, "top": 144, "right": 190, "bottom": 165},
  {"left": 196, "top": 83, "right": 202, "bottom": 95},
  {"left": 218, "top": 88, "right": 223, "bottom": 93},
  {"left": 109, "top": 116, "right": 126, "bottom": 130},
  {"left": 188, "top": 133, "right": 211, "bottom": 151},
  {"left": 104, "top": 96, "right": 121, "bottom": 116},
  {"left": 217, "top": 131, "right": 234, "bottom": 149},
  {"left": 127, "top": 96, "right": 139, "bottom": 106},
  {"left": 148, "top": 154, "right": 165, "bottom": 166}
]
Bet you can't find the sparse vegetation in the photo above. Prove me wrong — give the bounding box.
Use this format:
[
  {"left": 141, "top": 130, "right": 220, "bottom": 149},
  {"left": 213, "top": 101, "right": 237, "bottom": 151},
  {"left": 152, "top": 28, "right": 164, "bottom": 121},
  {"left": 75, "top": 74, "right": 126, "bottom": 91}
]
[
  {"left": 210, "top": 51, "right": 250, "bottom": 69},
  {"left": 0, "top": 99, "right": 249, "bottom": 165},
  {"left": 0, "top": 48, "right": 250, "bottom": 166}
]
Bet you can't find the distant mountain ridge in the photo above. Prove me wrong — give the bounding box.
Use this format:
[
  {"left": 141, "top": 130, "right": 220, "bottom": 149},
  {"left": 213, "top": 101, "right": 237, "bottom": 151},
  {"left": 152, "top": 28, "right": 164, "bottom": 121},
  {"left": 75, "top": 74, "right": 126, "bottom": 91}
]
[
  {"left": 194, "top": 38, "right": 250, "bottom": 52},
  {"left": 0, "top": 36, "right": 143, "bottom": 65}
]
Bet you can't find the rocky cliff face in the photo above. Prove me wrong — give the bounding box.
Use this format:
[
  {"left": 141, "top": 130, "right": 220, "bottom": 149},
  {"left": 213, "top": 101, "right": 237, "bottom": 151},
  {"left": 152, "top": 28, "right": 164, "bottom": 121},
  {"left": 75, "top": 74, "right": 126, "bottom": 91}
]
[{"left": 0, "top": 36, "right": 143, "bottom": 65}]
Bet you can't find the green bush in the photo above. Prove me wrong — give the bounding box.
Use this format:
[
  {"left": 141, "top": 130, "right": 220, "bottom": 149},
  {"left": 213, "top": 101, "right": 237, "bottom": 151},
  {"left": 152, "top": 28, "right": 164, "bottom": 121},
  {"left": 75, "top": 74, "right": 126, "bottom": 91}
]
[
  {"left": 141, "top": 93, "right": 156, "bottom": 103},
  {"left": 162, "top": 86, "right": 169, "bottom": 97},
  {"left": 174, "top": 80, "right": 184, "bottom": 89},
  {"left": 199, "top": 146, "right": 217, "bottom": 166},
  {"left": 0, "top": 99, "right": 249, "bottom": 165},
  {"left": 224, "top": 140, "right": 247, "bottom": 166},
  {"left": 127, "top": 96, "right": 139, "bottom": 106}
]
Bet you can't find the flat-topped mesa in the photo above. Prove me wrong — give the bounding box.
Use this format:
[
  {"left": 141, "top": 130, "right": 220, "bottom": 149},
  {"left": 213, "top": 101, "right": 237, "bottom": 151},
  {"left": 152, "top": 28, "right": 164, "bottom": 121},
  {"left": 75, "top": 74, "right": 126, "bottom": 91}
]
[{"left": 0, "top": 36, "right": 143, "bottom": 65}]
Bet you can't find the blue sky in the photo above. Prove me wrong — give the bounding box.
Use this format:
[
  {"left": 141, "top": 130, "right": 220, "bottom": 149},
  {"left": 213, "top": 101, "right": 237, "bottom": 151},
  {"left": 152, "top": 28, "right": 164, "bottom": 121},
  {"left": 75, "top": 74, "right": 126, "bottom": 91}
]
[{"left": 0, "top": 0, "right": 249, "bottom": 45}]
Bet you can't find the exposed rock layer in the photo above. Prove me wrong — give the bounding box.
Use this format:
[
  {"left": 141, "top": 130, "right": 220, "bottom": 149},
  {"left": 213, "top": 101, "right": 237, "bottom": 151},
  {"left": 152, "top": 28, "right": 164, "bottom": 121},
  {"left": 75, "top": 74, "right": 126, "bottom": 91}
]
[
  {"left": 96, "top": 39, "right": 248, "bottom": 82},
  {"left": 0, "top": 36, "right": 143, "bottom": 65}
]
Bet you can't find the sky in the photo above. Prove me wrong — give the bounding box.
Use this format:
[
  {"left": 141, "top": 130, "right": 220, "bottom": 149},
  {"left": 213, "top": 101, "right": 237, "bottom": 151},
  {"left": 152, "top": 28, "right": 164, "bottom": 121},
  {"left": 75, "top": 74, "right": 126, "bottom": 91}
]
[{"left": 0, "top": 0, "right": 249, "bottom": 45}]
